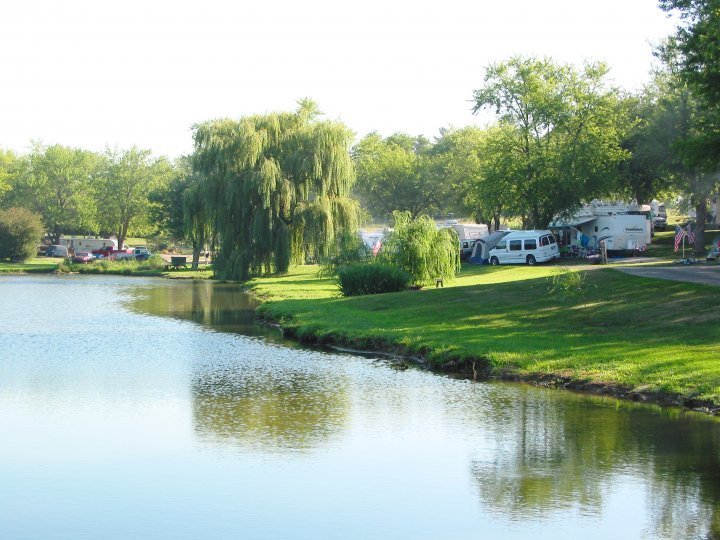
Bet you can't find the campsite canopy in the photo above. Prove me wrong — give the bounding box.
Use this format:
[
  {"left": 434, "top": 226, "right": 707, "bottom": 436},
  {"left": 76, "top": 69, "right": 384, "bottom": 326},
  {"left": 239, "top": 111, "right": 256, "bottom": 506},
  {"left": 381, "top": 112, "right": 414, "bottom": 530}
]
[{"left": 468, "top": 230, "right": 511, "bottom": 264}]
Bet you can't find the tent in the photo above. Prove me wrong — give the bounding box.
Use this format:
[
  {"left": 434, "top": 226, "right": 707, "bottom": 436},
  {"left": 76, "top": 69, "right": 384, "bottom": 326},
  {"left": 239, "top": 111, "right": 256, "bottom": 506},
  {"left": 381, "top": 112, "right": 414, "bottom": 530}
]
[{"left": 468, "top": 230, "right": 511, "bottom": 264}]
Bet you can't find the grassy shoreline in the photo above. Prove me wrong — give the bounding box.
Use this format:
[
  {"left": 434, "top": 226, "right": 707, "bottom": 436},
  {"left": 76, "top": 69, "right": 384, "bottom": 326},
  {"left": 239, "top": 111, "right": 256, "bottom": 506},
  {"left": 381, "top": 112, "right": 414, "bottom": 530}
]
[
  {"left": 5, "top": 245, "right": 720, "bottom": 411},
  {"left": 0, "top": 257, "right": 212, "bottom": 279},
  {"left": 0, "top": 257, "right": 65, "bottom": 273},
  {"left": 251, "top": 264, "right": 720, "bottom": 411}
]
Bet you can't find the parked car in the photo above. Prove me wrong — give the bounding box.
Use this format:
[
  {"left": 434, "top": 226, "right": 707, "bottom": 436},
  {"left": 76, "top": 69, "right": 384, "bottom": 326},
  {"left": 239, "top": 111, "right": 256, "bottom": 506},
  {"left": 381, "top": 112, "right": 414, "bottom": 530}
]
[
  {"left": 71, "top": 251, "right": 95, "bottom": 264},
  {"left": 488, "top": 230, "right": 559, "bottom": 266},
  {"left": 46, "top": 245, "right": 69, "bottom": 258},
  {"left": 110, "top": 249, "right": 135, "bottom": 261},
  {"left": 132, "top": 247, "right": 152, "bottom": 261}
]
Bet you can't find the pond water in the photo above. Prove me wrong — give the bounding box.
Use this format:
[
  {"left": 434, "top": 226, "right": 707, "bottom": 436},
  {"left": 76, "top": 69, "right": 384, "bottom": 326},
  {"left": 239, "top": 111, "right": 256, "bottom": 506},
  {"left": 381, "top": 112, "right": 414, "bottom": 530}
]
[{"left": 1, "top": 275, "right": 719, "bottom": 539}]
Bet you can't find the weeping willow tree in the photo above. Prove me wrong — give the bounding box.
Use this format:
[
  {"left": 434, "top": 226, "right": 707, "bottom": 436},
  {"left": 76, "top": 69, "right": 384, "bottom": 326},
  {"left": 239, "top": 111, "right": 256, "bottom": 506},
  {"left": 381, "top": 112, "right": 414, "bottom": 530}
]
[
  {"left": 191, "top": 100, "right": 359, "bottom": 280},
  {"left": 378, "top": 211, "right": 460, "bottom": 287},
  {"left": 183, "top": 178, "right": 212, "bottom": 270}
]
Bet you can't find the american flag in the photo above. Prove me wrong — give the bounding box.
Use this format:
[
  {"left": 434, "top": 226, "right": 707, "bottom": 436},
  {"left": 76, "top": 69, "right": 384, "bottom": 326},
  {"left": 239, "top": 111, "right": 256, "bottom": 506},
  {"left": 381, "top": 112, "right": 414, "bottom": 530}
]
[
  {"left": 686, "top": 223, "right": 695, "bottom": 244},
  {"left": 674, "top": 225, "right": 686, "bottom": 252},
  {"left": 372, "top": 240, "right": 382, "bottom": 257}
]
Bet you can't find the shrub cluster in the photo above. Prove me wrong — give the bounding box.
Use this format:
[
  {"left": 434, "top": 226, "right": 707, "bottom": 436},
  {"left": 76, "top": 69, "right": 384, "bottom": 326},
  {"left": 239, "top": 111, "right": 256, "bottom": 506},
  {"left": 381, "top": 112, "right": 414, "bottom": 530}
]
[
  {"left": 337, "top": 263, "right": 410, "bottom": 296},
  {"left": 0, "top": 207, "right": 44, "bottom": 262},
  {"left": 59, "top": 255, "right": 166, "bottom": 275}
]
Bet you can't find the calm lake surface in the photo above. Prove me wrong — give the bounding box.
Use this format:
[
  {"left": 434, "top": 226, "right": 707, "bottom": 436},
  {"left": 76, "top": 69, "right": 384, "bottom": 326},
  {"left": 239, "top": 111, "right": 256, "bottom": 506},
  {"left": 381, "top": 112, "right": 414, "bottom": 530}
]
[{"left": 1, "top": 275, "right": 719, "bottom": 539}]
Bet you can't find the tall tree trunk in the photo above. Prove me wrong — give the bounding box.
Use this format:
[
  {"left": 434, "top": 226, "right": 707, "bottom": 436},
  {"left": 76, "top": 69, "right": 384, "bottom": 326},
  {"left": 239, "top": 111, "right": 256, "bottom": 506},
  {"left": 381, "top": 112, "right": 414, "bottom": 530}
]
[
  {"left": 191, "top": 241, "right": 201, "bottom": 270},
  {"left": 52, "top": 224, "right": 61, "bottom": 245},
  {"left": 693, "top": 197, "right": 708, "bottom": 257},
  {"left": 493, "top": 213, "right": 501, "bottom": 232},
  {"left": 118, "top": 223, "right": 127, "bottom": 251},
  {"left": 530, "top": 203, "right": 540, "bottom": 229}
]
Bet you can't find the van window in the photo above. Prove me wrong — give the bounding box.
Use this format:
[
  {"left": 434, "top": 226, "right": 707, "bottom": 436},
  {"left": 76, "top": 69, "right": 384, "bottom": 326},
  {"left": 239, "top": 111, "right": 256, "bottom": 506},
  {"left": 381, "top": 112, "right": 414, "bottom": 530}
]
[
  {"left": 549, "top": 235, "right": 556, "bottom": 244},
  {"left": 524, "top": 239, "right": 537, "bottom": 250},
  {"left": 495, "top": 240, "right": 507, "bottom": 250},
  {"left": 540, "top": 236, "right": 549, "bottom": 247},
  {"left": 462, "top": 242, "right": 469, "bottom": 248},
  {"left": 509, "top": 239, "right": 522, "bottom": 251}
]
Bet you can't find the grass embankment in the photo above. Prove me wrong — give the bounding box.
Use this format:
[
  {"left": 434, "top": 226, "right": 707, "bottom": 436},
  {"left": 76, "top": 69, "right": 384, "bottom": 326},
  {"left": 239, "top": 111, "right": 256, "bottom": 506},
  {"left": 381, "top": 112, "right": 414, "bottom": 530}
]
[
  {"left": 0, "top": 257, "right": 63, "bottom": 273},
  {"left": 253, "top": 264, "right": 720, "bottom": 406}
]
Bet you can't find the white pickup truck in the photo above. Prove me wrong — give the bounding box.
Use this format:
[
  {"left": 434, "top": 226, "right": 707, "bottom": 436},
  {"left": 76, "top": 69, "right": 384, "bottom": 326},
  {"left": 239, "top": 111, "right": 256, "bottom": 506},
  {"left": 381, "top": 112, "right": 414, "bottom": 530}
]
[{"left": 113, "top": 247, "right": 151, "bottom": 261}]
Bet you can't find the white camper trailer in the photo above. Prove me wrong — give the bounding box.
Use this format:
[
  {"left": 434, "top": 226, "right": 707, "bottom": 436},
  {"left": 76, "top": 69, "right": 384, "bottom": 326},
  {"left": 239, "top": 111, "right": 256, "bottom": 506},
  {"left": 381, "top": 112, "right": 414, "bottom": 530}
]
[
  {"left": 440, "top": 222, "right": 489, "bottom": 260},
  {"left": 550, "top": 202, "right": 652, "bottom": 253},
  {"left": 59, "top": 236, "right": 122, "bottom": 252}
]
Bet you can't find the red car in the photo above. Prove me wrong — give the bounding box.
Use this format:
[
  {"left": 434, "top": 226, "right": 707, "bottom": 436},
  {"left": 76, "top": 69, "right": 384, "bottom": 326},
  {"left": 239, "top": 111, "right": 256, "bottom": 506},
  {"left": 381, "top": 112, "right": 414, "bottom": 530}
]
[{"left": 71, "top": 251, "right": 96, "bottom": 264}]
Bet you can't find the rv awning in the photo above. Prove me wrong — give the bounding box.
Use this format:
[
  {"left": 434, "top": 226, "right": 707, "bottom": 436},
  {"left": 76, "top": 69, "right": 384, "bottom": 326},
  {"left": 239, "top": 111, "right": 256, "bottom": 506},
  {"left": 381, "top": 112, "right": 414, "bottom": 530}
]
[{"left": 549, "top": 215, "right": 596, "bottom": 228}]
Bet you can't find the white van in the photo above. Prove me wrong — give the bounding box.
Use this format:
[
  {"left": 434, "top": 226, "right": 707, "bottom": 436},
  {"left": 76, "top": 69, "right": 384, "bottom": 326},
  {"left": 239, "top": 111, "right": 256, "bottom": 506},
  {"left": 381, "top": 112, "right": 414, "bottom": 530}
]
[
  {"left": 46, "top": 245, "right": 69, "bottom": 258},
  {"left": 488, "top": 230, "right": 559, "bottom": 266}
]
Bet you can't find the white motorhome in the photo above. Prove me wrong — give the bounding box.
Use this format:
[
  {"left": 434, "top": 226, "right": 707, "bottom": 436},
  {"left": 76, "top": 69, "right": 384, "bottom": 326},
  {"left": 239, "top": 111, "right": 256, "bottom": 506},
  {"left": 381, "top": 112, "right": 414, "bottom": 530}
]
[
  {"left": 488, "top": 230, "right": 559, "bottom": 265},
  {"left": 550, "top": 202, "right": 651, "bottom": 252},
  {"left": 59, "top": 236, "right": 125, "bottom": 252}
]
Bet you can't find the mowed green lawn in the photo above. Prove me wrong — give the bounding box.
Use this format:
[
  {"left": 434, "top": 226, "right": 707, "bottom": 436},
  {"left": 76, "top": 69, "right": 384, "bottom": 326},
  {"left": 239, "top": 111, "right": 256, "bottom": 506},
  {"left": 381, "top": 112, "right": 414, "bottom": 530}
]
[
  {"left": 0, "top": 257, "right": 62, "bottom": 273},
  {"left": 253, "top": 264, "right": 720, "bottom": 403}
]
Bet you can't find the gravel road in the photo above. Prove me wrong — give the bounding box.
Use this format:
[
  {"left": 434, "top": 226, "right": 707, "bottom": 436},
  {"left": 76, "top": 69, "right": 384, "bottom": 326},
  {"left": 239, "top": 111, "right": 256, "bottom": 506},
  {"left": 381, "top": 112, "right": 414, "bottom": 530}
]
[{"left": 614, "top": 264, "right": 720, "bottom": 286}]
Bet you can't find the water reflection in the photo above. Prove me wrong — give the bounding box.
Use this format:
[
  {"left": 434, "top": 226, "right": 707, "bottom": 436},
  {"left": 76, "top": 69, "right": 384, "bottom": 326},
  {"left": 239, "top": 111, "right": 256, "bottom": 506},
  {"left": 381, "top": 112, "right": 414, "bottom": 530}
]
[
  {"left": 192, "top": 367, "right": 349, "bottom": 452},
  {"left": 468, "top": 388, "right": 720, "bottom": 539},
  {"left": 128, "top": 280, "right": 281, "bottom": 340}
]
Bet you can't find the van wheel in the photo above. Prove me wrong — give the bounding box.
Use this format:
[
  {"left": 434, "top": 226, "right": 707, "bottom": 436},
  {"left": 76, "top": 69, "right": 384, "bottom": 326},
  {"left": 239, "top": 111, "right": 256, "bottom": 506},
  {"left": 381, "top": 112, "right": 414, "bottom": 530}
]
[
  {"left": 490, "top": 256, "right": 499, "bottom": 266},
  {"left": 526, "top": 255, "right": 536, "bottom": 266}
]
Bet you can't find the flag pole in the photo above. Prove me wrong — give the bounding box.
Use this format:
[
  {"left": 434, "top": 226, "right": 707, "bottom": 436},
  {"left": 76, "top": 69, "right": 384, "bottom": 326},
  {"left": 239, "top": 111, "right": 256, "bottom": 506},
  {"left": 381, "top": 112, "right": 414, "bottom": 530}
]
[{"left": 682, "top": 232, "right": 686, "bottom": 259}]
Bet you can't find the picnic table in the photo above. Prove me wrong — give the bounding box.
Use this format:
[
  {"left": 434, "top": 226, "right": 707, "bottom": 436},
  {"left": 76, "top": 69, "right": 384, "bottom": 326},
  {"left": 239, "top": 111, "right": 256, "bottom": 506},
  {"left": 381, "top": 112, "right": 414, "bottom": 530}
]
[{"left": 165, "top": 256, "right": 187, "bottom": 270}]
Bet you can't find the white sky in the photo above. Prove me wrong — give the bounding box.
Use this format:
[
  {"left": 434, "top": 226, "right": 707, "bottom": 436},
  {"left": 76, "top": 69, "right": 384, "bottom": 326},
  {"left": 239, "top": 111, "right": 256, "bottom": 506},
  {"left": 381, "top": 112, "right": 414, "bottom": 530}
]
[{"left": 0, "top": 0, "right": 678, "bottom": 159}]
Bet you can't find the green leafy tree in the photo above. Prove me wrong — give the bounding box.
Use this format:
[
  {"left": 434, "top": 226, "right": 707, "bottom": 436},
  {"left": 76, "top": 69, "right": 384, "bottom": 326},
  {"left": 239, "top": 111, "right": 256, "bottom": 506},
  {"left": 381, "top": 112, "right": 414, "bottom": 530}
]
[
  {"left": 652, "top": 66, "right": 719, "bottom": 254},
  {"left": 147, "top": 156, "right": 192, "bottom": 241},
  {"left": 96, "top": 148, "right": 173, "bottom": 249},
  {"left": 658, "top": 1, "right": 720, "bottom": 254},
  {"left": 660, "top": 0, "right": 720, "bottom": 108},
  {"left": 191, "top": 100, "right": 359, "bottom": 280},
  {"left": 616, "top": 87, "right": 676, "bottom": 203},
  {"left": 473, "top": 57, "right": 629, "bottom": 227},
  {"left": 12, "top": 144, "right": 100, "bottom": 243},
  {"left": 0, "top": 207, "right": 44, "bottom": 261},
  {"left": 146, "top": 156, "right": 211, "bottom": 268},
  {"left": 352, "top": 133, "right": 446, "bottom": 221},
  {"left": 433, "top": 125, "right": 518, "bottom": 230},
  {"left": 378, "top": 211, "right": 460, "bottom": 287},
  {"left": 0, "top": 149, "right": 24, "bottom": 207},
  {"left": 317, "top": 230, "right": 370, "bottom": 278}
]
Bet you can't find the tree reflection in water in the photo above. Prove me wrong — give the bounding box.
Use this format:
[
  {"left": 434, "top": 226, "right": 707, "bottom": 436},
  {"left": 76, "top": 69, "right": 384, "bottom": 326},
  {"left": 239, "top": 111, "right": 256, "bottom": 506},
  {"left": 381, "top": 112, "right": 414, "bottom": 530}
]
[
  {"left": 128, "top": 280, "right": 280, "bottom": 339},
  {"left": 130, "top": 279, "right": 350, "bottom": 451},
  {"left": 468, "top": 387, "right": 720, "bottom": 539},
  {"left": 192, "top": 368, "right": 349, "bottom": 452}
]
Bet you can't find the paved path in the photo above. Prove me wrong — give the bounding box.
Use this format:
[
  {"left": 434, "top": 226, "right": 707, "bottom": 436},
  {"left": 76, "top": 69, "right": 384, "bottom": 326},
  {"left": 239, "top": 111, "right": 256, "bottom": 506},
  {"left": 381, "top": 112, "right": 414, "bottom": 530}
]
[{"left": 614, "top": 264, "right": 720, "bottom": 286}]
